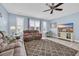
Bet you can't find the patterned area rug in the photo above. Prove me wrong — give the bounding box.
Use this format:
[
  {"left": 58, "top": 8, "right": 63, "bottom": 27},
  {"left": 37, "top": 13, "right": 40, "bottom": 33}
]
[{"left": 24, "top": 39, "right": 78, "bottom": 56}]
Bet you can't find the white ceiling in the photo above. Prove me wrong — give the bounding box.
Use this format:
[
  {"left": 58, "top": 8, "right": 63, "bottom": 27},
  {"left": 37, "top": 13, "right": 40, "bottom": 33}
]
[{"left": 2, "top": 3, "right": 79, "bottom": 20}]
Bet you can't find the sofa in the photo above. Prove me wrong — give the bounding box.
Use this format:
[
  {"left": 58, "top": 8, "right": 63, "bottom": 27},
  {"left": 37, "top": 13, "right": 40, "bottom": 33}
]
[
  {"left": 23, "top": 30, "right": 42, "bottom": 42},
  {"left": 0, "top": 31, "right": 26, "bottom": 56}
]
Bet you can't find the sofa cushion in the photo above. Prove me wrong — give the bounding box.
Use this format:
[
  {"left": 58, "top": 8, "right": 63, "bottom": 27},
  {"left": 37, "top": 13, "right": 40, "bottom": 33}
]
[
  {"left": 0, "top": 41, "right": 8, "bottom": 53},
  {"left": 0, "top": 49, "right": 14, "bottom": 56},
  {"left": 24, "top": 33, "right": 30, "bottom": 36},
  {"left": 0, "top": 34, "right": 3, "bottom": 39},
  {"left": 0, "top": 40, "right": 20, "bottom": 53},
  {"left": 0, "top": 31, "right": 4, "bottom": 39},
  {"left": 0, "top": 39, "right": 3, "bottom": 45},
  {"left": 13, "top": 47, "right": 21, "bottom": 56}
]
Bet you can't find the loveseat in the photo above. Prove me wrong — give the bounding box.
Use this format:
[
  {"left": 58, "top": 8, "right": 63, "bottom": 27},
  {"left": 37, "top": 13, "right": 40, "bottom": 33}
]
[{"left": 23, "top": 30, "right": 42, "bottom": 42}]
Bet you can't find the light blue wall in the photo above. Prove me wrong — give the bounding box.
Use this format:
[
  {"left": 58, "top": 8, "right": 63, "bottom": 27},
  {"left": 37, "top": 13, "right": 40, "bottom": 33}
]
[
  {"left": 1, "top": 3, "right": 79, "bottom": 41},
  {"left": 0, "top": 4, "right": 8, "bottom": 33},
  {"left": 0, "top": 4, "right": 49, "bottom": 34},
  {"left": 8, "top": 13, "right": 16, "bottom": 34},
  {"left": 24, "top": 16, "right": 29, "bottom": 30},
  {"left": 8, "top": 13, "right": 29, "bottom": 34},
  {"left": 1, "top": 3, "right": 79, "bottom": 42},
  {"left": 8, "top": 13, "right": 48, "bottom": 34},
  {"left": 48, "top": 12, "right": 79, "bottom": 41}
]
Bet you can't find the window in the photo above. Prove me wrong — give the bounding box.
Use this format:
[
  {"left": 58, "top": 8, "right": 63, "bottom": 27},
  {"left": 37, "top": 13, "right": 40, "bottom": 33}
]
[
  {"left": 16, "top": 17, "right": 24, "bottom": 35},
  {"left": 29, "top": 19, "right": 40, "bottom": 31},
  {"left": 35, "top": 20, "right": 40, "bottom": 31},
  {"left": 42, "top": 21, "right": 47, "bottom": 36},
  {"left": 0, "top": 16, "right": 7, "bottom": 32},
  {"left": 42, "top": 21, "right": 47, "bottom": 33},
  {"left": 29, "top": 19, "right": 35, "bottom": 30}
]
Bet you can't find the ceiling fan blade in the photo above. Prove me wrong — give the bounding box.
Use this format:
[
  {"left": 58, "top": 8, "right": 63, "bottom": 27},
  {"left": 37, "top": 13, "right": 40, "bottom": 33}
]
[
  {"left": 54, "top": 3, "right": 63, "bottom": 8},
  {"left": 50, "top": 10, "right": 53, "bottom": 14},
  {"left": 46, "top": 3, "right": 52, "bottom": 9},
  {"left": 55, "top": 8, "right": 63, "bottom": 11},
  {"left": 43, "top": 9, "right": 51, "bottom": 12}
]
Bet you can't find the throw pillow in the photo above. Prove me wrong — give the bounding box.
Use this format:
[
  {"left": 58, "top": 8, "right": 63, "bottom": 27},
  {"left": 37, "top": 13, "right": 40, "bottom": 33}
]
[
  {"left": 0, "top": 39, "right": 3, "bottom": 45},
  {"left": 0, "top": 41, "right": 8, "bottom": 53},
  {"left": 0, "top": 31, "right": 4, "bottom": 39}
]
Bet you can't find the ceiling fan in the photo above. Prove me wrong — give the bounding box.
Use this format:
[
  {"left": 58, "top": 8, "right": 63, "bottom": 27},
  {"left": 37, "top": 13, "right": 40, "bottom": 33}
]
[{"left": 43, "top": 3, "right": 63, "bottom": 14}]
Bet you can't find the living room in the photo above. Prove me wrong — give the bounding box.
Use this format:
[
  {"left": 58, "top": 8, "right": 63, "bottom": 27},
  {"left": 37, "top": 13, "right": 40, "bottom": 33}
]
[{"left": 0, "top": 3, "right": 79, "bottom": 56}]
